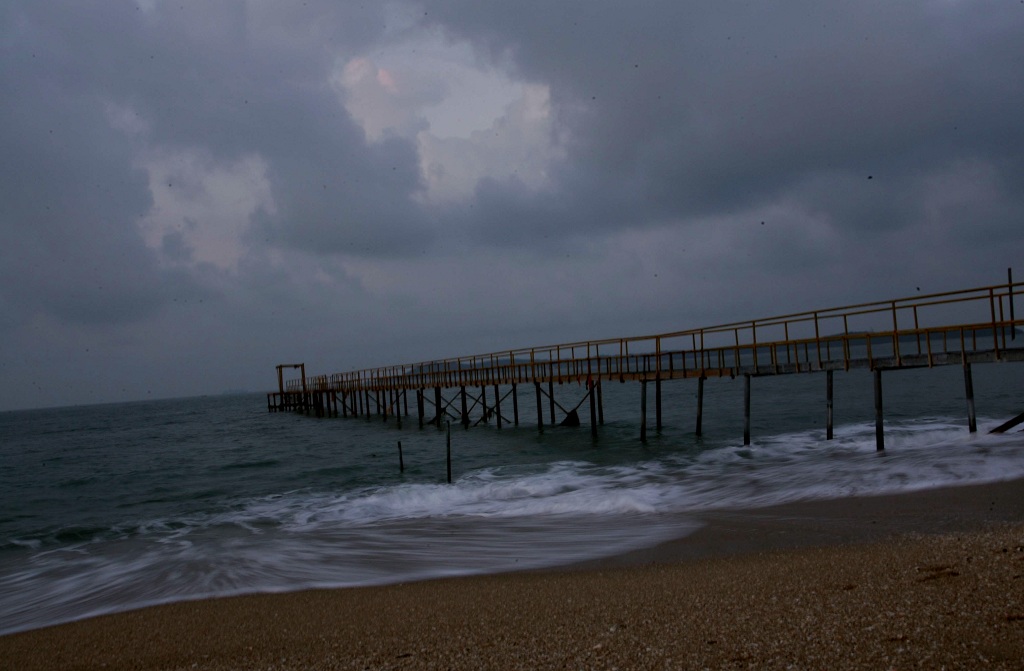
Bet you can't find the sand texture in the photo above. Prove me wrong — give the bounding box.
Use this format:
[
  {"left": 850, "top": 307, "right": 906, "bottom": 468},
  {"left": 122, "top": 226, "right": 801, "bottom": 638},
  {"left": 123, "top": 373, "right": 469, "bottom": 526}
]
[{"left": 1, "top": 524, "right": 1022, "bottom": 670}]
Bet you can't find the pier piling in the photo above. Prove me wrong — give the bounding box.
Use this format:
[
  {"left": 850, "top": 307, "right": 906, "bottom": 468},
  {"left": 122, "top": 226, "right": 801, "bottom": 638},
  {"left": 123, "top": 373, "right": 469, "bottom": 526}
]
[
  {"left": 696, "top": 375, "right": 705, "bottom": 437},
  {"left": 743, "top": 374, "right": 751, "bottom": 446},
  {"left": 446, "top": 422, "right": 452, "bottom": 483},
  {"left": 548, "top": 380, "right": 556, "bottom": 426},
  {"left": 964, "top": 363, "right": 977, "bottom": 433},
  {"left": 534, "top": 381, "right": 544, "bottom": 433},
  {"left": 656, "top": 376, "right": 663, "bottom": 431},
  {"left": 512, "top": 382, "right": 519, "bottom": 426},
  {"left": 826, "top": 370, "right": 834, "bottom": 440},
  {"left": 640, "top": 380, "right": 648, "bottom": 442},
  {"left": 874, "top": 369, "right": 885, "bottom": 452},
  {"left": 589, "top": 380, "right": 598, "bottom": 438}
]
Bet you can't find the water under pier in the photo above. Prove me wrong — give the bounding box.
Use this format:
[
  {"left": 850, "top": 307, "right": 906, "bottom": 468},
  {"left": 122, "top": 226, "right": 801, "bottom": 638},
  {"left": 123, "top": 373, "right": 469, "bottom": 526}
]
[{"left": 268, "top": 274, "right": 1023, "bottom": 450}]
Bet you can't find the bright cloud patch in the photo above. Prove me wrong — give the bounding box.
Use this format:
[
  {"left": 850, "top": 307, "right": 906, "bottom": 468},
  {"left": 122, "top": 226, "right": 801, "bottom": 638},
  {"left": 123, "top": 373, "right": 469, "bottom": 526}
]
[
  {"left": 334, "top": 30, "right": 560, "bottom": 204},
  {"left": 139, "top": 150, "right": 275, "bottom": 270}
]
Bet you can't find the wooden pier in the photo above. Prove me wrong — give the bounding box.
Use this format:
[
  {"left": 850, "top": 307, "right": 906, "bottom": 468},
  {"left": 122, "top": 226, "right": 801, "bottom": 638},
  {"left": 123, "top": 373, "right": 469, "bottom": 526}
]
[{"left": 268, "top": 274, "right": 1023, "bottom": 450}]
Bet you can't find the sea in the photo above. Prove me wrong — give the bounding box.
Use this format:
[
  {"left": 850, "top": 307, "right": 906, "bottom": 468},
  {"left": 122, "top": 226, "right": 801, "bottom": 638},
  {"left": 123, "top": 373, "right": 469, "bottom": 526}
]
[{"left": 1, "top": 362, "right": 1022, "bottom": 635}]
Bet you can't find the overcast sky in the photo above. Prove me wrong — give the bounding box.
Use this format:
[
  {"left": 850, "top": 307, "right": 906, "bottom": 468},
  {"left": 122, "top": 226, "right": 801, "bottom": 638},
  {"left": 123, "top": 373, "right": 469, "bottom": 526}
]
[{"left": 2, "top": 1, "right": 1022, "bottom": 410}]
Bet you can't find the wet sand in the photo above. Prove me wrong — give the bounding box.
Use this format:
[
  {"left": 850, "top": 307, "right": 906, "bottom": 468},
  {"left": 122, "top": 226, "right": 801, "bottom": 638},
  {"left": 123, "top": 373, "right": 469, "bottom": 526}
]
[{"left": 3, "top": 479, "right": 1024, "bottom": 670}]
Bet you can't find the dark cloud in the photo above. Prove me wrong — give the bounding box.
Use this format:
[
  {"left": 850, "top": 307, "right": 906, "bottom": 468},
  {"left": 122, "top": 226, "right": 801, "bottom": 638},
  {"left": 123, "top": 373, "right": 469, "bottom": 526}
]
[
  {"left": 0, "top": 30, "right": 164, "bottom": 324},
  {"left": 429, "top": 1, "right": 1024, "bottom": 249},
  {"left": 1, "top": 0, "right": 1023, "bottom": 410}
]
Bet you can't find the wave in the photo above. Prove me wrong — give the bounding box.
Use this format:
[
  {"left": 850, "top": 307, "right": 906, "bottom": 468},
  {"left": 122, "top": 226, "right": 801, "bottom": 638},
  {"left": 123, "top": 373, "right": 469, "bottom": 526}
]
[{"left": 2, "top": 415, "right": 1022, "bottom": 636}]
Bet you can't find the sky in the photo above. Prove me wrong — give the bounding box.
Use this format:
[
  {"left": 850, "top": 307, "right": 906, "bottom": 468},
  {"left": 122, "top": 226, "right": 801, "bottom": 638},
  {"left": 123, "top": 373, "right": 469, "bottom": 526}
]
[{"left": 1, "top": 1, "right": 1023, "bottom": 410}]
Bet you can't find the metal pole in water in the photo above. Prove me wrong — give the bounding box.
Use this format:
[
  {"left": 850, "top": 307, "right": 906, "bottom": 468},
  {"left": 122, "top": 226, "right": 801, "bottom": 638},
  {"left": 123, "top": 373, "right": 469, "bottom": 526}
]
[
  {"left": 964, "top": 362, "right": 977, "bottom": 433},
  {"left": 874, "top": 368, "right": 885, "bottom": 451},
  {"left": 640, "top": 380, "right": 648, "bottom": 442},
  {"left": 655, "top": 375, "right": 662, "bottom": 431},
  {"left": 512, "top": 382, "right": 520, "bottom": 425},
  {"left": 398, "top": 440, "right": 405, "bottom": 473},
  {"left": 826, "top": 369, "right": 834, "bottom": 440},
  {"left": 535, "top": 381, "right": 544, "bottom": 433},
  {"left": 743, "top": 374, "right": 751, "bottom": 446},
  {"left": 548, "top": 379, "right": 556, "bottom": 426},
  {"left": 695, "top": 375, "right": 705, "bottom": 437},
  {"left": 446, "top": 421, "right": 452, "bottom": 483},
  {"left": 494, "top": 384, "right": 502, "bottom": 428},
  {"left": 589, "top": 379, "right": 598, "bottom": 438},
  {"left": 460, "top": 386, "right": 469, "bottom": 427}
]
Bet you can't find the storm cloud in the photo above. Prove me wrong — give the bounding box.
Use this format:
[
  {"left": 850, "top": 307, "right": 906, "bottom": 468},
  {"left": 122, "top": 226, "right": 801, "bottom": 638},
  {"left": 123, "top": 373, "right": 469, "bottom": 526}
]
[{"left": 1, "top": 1, "right": 1022, "bottom": 409}]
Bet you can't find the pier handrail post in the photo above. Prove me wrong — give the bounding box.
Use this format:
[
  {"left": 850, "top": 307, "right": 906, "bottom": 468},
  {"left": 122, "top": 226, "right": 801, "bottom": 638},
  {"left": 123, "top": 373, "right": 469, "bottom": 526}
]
[
  {"left": 891, "top": 301, "right": 901, "bottom": 364},
  {"left": 751, "top": 321, "right": 758, "bottom": 371},
  {"left": 989, "top": 287, "right": 1000, "bottom": 359},
  {"left": 1010, "top": 267, "right": 1016, "bottom": 340},
  {"left": 733, "top": 327, "right": 740, "bottom": 371},
  {"left": 813, "top": 312, "right": 821, "bottom": 369}
]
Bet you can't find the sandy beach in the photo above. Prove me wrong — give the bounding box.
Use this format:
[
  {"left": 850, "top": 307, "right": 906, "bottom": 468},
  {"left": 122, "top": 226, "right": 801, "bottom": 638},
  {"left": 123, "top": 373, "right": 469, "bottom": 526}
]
[{"left": 3, "top": 478, "right": 1023, "bottom": 670}]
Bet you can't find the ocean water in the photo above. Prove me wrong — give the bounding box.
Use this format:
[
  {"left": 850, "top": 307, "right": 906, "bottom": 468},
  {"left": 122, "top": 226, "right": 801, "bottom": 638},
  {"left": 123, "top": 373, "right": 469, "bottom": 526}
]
[{"left": 1, "top": 362, "right": 1022, "bottom": 634}]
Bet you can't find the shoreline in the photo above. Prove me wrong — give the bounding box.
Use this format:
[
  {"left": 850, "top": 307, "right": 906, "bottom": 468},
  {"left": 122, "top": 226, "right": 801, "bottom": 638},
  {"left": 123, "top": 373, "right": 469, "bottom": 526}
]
[
  {"left": 2, "top": 477, "right": 1023, "bottom": 669},
  {"left": 575, "top": 475, "right": 1024, "bottom": 570}
]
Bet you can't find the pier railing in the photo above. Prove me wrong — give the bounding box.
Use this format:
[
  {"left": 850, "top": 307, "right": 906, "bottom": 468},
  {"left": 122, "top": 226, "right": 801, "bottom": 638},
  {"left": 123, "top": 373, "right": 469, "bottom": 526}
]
[{"left": 283, "top": 278, "right": 1021, "bottom": 395}]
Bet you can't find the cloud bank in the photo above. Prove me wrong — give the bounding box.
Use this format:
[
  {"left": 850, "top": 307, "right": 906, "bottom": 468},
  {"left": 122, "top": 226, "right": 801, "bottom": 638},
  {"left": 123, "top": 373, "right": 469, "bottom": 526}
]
[{"left": 1, "top": 1, "right": 1022, "bottom": 409}]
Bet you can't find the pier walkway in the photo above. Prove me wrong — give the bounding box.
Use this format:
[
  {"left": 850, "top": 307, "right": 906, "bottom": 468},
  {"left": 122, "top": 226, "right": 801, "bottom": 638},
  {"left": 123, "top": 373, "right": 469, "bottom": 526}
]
[{"left": 268, "top": 274, "right": 1022, "bottom": 450}]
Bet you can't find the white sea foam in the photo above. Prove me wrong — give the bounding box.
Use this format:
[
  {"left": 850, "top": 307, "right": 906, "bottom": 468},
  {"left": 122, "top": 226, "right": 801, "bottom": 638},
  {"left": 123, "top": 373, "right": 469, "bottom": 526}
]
[{"left": 2, "top": 415, "right": 1022, "bottom": 636}]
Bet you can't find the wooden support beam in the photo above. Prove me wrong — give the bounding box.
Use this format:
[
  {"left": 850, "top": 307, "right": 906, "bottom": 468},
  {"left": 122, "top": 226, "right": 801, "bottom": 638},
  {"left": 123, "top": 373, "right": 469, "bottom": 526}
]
[{"left": 990, "top": 410, "right": 1024, "bottom": 434}]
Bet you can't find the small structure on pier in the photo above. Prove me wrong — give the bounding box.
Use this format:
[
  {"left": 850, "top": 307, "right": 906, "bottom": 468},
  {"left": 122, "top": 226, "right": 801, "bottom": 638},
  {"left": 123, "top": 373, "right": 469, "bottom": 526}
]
[{"left": 269, "top": 273, "right": 1022, "bottom": 450}]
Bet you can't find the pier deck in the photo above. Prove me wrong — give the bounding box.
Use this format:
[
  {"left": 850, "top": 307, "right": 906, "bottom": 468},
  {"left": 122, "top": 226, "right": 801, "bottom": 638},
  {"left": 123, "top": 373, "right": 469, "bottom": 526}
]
[{"left": 268, "top": 275, "right": 1022, "bottom": 449}]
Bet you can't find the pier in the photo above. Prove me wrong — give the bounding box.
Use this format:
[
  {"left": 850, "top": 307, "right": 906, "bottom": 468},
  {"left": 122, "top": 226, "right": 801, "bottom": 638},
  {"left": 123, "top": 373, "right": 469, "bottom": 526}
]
[{"left": 268, "top": 273, "right": 1022, "bottom": 450}]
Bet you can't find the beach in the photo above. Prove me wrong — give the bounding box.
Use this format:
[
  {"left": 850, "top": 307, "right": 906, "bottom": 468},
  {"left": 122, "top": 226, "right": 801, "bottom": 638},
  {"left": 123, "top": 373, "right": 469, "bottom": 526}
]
[{"left": 3, "top": 478, "right": 1023, "bottom": 670}]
